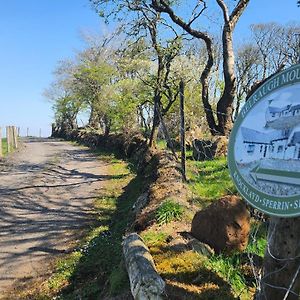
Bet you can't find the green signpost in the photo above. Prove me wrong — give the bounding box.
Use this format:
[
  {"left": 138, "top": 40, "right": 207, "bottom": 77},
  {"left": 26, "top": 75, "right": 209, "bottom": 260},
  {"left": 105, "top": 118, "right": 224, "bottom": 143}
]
[{"left": 228, "top": 64, "right": 300, "bottom": 217}]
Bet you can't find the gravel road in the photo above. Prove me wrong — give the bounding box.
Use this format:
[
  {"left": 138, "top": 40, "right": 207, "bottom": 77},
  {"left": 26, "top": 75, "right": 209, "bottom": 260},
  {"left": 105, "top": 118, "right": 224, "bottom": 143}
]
[{"left": 0, "top": 138, "right": 107, "bottom": 296}]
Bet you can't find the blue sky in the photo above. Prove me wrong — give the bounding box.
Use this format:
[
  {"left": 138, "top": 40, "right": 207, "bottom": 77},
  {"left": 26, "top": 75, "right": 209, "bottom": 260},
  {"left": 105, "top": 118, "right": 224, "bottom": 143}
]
[{"left": 0, "top": 0, "right": 299, "bottom": 137}]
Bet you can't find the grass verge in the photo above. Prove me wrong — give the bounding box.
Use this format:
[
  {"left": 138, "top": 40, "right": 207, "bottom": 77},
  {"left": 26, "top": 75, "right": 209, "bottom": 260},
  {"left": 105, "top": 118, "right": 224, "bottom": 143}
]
[
  {"left": 187, "top": 157, "right": 237, "bottom": 208},
  {"left": 1, "top": 138, "right": 8, "bottom": 156}
]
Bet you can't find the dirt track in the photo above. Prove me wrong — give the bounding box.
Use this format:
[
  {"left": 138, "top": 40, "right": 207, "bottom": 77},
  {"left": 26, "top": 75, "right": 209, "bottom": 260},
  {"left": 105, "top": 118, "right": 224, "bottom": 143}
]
[{"left": 0, "top": 138, "right": 107, "bottom": 295}]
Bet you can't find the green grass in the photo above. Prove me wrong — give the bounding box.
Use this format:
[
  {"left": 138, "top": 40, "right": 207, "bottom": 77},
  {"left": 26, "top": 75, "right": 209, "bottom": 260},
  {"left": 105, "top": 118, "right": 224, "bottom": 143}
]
[
  {"left": 156, "top": 139, "right": 167, "bottom": 150},
  {"left": 141, "top": 230, "right": 169, "bottom": 245},
  {"left": 1, "top": 138, "right": 8, "bottom": 156},
  {"left": 203, "top": 222, "right": 267, "bottom": 299},
  {"left": 204, "top": 253, "right": 249, "bottom": 298},
  {"left": 187, "top": 157, "right": 237, "bottom": 207},
  {"left": 155, "top": 199, "right": 184, "bottom": 225},
  {"left": 246, "top": 222, "right": 267, "bottom": 257},
  {"left": 183, "top": 156, "right": 266, "bottom": 299},
  {"left": 142, "top": 230, "right": 250, "bottom": 299}
]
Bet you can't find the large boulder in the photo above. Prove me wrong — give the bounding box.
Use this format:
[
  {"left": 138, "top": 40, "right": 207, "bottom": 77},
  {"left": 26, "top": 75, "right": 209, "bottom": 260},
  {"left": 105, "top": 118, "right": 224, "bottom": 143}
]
[
  {"left": 191, "top": 196, "right": 250, "bottom": 253},
  {"left": 192, "top": 136, "right": 228, "bottom": 161}
]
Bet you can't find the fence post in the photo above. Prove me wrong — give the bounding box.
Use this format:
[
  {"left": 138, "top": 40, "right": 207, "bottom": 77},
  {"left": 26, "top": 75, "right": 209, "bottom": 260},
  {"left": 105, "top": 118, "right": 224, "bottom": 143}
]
[
  {"left": 180, "top": 79, "right": 187, "bottom": 181},
  {"left": 6, "top": 126, "right": 11, "bottom": 153},
  {"left": 0, "top": 127, "right": 2, "bottom": 158},
  {"left": 10, "top": 126, "right": 14, "bottom": 150},
  {"left": 13, "top": 126, "right": 18, "bottom": 149},
  {"left": 258, "top": 217, "right": 300, "bottom": 299}
]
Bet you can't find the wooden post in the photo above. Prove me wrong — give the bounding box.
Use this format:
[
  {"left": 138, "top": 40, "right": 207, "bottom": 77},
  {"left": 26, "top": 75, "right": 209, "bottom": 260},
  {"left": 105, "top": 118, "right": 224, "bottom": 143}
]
[
  {"left": 13, "top": 126, "right": 18, "bottom": 149},
  {"left": 179, "top": 79, "right": 187, "bottom": 181},
  {"left": 258, "top": 217, "right": 300, "bottom": 300},
  {"left": 6, "top": 126, "right": 11, "bottom": 153},
  {"left": 10, "top": 126, "right": 14, "bottom": 150},
  {"left": 18, "top": 127, "right": 20, "bottom": 137},
  {"left": 11, "top": 126, "right": 15, "bottom": 149},
  {"left": 0, "top": 127, "right": 2, "bottom": 158},
  {"left": 27, "top": 127, "right": 29, "bottom": 137}
]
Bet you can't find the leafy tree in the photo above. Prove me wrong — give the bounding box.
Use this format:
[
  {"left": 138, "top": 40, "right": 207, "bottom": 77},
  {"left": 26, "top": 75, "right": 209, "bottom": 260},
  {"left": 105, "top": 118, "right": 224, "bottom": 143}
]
[
  {"left": 151, "top": 0, "right": 250, "bottom": 136},
  {"left": 91, "top": 0, "right": 186, "bottom": 147},
  {"left": 73, "top": 61, "right": 116, "bottom": 134},
  {"left": 45, "top": 59, "right": 84, "bottom": 134}
]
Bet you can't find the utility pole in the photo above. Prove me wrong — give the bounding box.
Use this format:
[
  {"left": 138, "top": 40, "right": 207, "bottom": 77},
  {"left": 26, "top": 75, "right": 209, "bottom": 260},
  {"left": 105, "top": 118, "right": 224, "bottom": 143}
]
[{"left": 6, "top": 126, "right": 11, "bottom": 153}]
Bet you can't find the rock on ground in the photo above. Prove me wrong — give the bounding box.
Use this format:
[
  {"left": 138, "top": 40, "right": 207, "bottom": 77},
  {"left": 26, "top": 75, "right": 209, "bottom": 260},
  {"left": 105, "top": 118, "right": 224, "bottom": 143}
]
[{"left": 191, "top": 196, "right": 250, "bottom": 253}]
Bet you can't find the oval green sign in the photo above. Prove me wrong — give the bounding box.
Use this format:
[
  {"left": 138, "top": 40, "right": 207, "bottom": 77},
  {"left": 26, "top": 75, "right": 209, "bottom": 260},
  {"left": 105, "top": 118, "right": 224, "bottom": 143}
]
[{"left": 228, "top": 64, "right": 300, "bottom": 217}]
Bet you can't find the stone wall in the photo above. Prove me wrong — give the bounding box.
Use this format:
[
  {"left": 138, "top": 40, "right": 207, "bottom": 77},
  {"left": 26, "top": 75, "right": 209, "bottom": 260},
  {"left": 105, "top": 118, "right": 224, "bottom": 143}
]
[{"left": 53, "top": 128, "right": 187, "bottom": 230}]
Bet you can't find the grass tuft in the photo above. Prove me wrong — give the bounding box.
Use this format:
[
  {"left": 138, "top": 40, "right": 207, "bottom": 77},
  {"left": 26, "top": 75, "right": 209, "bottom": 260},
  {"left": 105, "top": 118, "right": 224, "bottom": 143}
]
[{"left": 155, "top": 199, "right": 184, "bottom": 225}]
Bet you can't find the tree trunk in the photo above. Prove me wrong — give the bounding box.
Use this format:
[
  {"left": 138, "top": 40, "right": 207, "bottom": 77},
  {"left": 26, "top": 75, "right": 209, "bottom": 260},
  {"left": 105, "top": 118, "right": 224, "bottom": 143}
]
[
  {"left": 6, "top": 126, "right": 11, "bottom": 153},
  {"left": 88, "top": 105, "right": 100, "bottom": 129},
  {"left": 103, "top": 115, "right": 111, "bottom": 136},
  {"left": 200, "top": 38, "right": 218, "bottom": 136},
  {"left": 257, "top": 217, "right": 300, "bottom": 300},
  {"left": 149, "top": 98, "right": 161, "bottom": 148},
  {"left": 216, "top": 23, "right": 236, "bottom": 136},
  {"left": 149, "top": 51, "right": 164, "bottom": 148}
]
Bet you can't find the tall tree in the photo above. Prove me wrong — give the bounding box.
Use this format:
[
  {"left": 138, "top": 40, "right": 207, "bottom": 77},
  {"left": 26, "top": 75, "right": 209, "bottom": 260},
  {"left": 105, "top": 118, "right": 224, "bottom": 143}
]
[
  {"left": 91, "top": 0, "right": 185, "bottom": 147},
  {"left": 151, "top": 0, "right": 250, "bottom": 136}
]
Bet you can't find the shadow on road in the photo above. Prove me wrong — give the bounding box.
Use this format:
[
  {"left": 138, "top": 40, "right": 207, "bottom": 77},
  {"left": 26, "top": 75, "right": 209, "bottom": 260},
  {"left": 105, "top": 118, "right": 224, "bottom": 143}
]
[{"left": 0, "top": 139, "right": 109, "bottom": 294}]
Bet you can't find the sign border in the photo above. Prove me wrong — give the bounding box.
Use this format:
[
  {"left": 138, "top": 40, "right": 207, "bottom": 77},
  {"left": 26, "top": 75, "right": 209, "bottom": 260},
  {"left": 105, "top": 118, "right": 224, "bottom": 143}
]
[{"left": 228, "top": 64, "right": 300, "bottom": 217}]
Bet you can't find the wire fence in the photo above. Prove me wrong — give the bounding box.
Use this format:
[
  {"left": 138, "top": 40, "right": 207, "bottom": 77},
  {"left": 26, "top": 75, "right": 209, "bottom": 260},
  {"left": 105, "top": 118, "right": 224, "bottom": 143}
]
[{"left": 157, "top": 101, "right": 300, "bottom": 299}]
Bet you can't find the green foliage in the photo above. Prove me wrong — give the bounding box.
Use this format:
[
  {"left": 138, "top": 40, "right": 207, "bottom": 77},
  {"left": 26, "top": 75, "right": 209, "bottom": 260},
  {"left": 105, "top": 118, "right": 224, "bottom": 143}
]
[
  {"left": 187, "top": 158, "right": 237, "bottom": 206},
  {"left": 184, "top": 157, "right": 265, "bottom": 298},
  {"left": 156, "top": 139, "right": 167, "bottom": 150},
  {"left": 109, "top": 266, "right": 129, "bottom": 295},
  {"left": 141, "top": 230, "right": 169, "bottom": 246},
  {"left": 1, "top": 138, "right": 8, "bottom": 156},
  {"left": 155, "top": 199, "right": 184, "bottom": 225},
  {"left": 246, "top": 222, "right": 267, "bottom": 257},
  {"left": 205, "top": 254, "right": 248, "bottom": 297}
]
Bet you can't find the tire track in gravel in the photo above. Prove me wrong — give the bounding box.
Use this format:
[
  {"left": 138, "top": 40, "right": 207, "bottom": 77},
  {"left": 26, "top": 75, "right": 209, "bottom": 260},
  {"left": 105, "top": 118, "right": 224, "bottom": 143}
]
[{"left": 0, "top": 138, "right": 108, "bottom": 296}]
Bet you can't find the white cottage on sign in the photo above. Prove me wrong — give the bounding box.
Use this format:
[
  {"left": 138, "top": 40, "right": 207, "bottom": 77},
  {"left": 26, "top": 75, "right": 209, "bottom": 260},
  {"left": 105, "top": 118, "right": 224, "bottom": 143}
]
[{"left": 240, "top": 100, "right": 300, "bottom": 163}]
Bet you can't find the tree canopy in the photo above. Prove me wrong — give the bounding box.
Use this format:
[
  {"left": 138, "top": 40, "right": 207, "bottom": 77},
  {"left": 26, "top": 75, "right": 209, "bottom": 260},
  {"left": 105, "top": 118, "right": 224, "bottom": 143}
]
[{"left": 47, "top": 2, "right": 300, "bottom": 146}]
